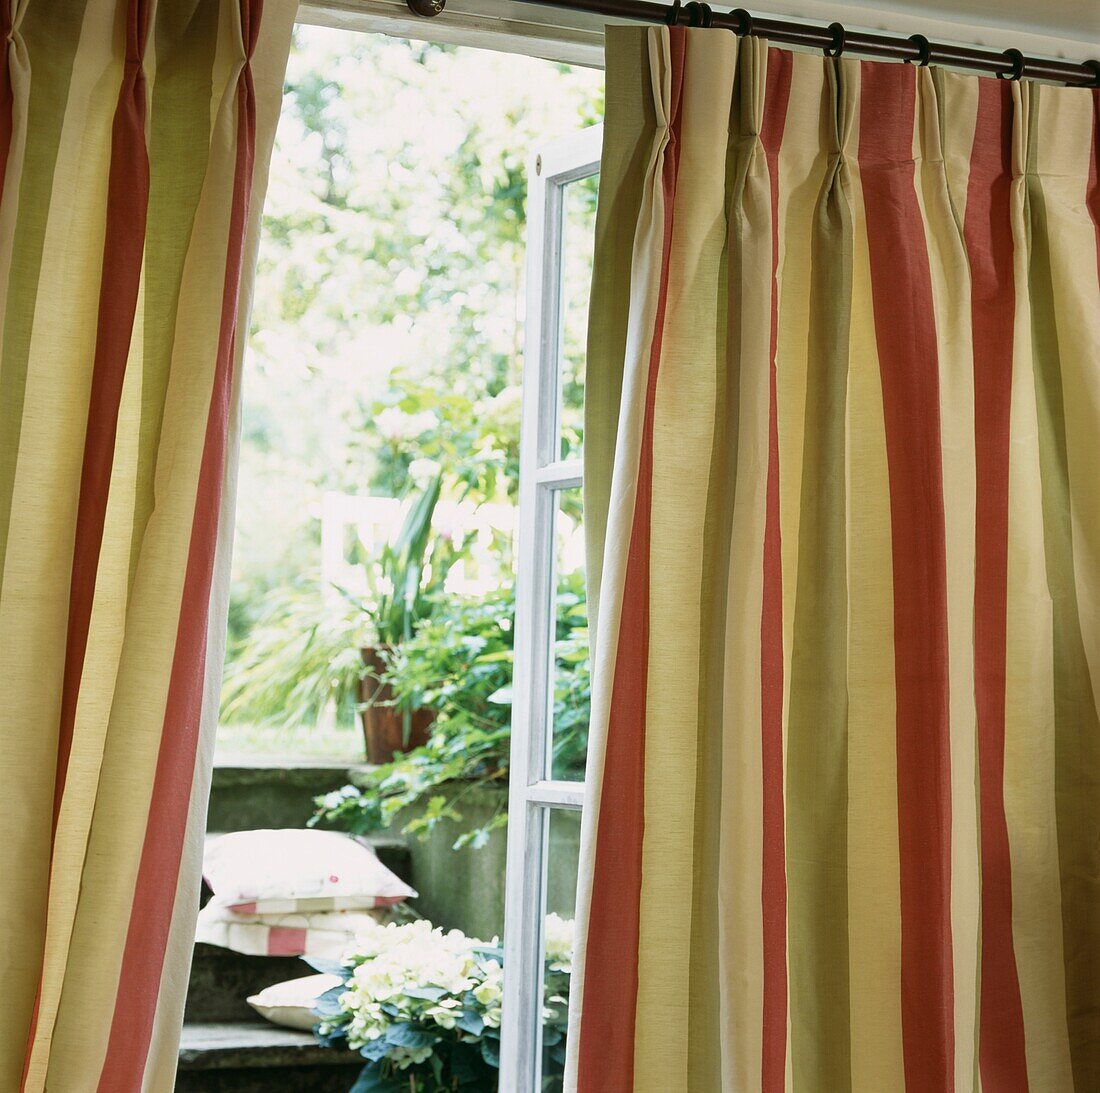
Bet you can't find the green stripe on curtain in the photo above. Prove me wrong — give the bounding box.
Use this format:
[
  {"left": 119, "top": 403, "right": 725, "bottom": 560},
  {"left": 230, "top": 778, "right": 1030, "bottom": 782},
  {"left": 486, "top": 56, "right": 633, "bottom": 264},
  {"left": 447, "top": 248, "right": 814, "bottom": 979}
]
[
  {"left": 1025, "top": 83, "right": 1100, "bottom": 1092},
  {"left": 130, "top": 0, "right": 221, "bottom": 583},
  {"left": 784, "top": 54, "right": 852, "bottom": 1093},
  {"left": 583, "top": 27, "right": 654, "bottom": 643},
  {"left": 0, "top": 0, "right": 89, "bottom": 597}
]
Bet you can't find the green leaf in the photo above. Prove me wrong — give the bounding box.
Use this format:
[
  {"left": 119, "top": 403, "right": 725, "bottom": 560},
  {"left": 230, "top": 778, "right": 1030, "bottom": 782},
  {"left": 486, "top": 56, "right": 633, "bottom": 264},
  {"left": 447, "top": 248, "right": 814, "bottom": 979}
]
[
  {"left": 303, "top": 956, "right": 348, "bottom": 978},
  {"left": 455, "top": 1010, "right": 484, "bottom": 1036},
  {"left": 349, "top": 1063, "right": 403, "bottom": 1093},
  {"left": 480, "top": 1036, "right": 501, "bottom": 1068},
  {"left": 385, "top": 1024, "right": 438, "bottom": 1049},
  {"left": 403, "top": 985, "right": 448, "bottom": 1002},
  {"left": 359, "top": 1038, "right": 393, "bottom": 1062}
]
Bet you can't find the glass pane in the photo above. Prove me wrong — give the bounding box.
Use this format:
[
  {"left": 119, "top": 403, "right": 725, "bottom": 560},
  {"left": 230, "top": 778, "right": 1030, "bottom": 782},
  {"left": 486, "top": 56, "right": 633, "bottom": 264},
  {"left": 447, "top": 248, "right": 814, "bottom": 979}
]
[
  {"left": 558, "top": 172, "right": 598, "bottom": 461},
  {"left": 540, "top": 808, "right": 581, "bottom": 1091},
  {"left": 551, "top": 487, "right": 588, "bottom": 780}
]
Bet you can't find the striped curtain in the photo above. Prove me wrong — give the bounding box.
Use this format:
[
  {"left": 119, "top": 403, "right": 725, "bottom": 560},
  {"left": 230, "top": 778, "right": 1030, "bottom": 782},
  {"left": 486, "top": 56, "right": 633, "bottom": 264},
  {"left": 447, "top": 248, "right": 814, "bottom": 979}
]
[
  {"left": 570, "top": 26, "right": 1100, "bottom": 1093},
  {"left": 0, "top": 1, "right": 295, "bottom": 1089}
]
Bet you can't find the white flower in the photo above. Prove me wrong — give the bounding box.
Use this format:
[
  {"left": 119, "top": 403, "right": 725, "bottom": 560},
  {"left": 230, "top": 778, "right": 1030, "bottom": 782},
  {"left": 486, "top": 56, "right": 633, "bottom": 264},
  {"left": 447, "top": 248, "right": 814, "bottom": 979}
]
[
  {"left": 408, "top": 457, "right": 442, "bottom": 483},
  {"left": 544, "top": 913, "right": 575, "bottom": 974},
  {"left": 375, "top": 406, "right": 437, "bottom": 443},
  {"left": 329, "top": 914, "right": 574, "bottom": 1064}
]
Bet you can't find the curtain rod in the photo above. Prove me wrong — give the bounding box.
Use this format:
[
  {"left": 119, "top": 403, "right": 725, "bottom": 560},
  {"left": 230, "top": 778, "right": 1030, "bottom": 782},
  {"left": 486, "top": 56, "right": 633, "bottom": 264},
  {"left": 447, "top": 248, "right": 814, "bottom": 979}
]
[{"left": 404, "top": 0, "right": 1100, "bottom": 87}]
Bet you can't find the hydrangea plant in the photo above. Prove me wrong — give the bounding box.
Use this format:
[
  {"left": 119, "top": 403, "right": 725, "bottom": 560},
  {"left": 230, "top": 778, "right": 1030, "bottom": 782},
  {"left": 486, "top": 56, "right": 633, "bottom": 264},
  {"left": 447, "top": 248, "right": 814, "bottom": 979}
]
[{"left": 313, "top": 915, "right": 573, "bottom": 1092}]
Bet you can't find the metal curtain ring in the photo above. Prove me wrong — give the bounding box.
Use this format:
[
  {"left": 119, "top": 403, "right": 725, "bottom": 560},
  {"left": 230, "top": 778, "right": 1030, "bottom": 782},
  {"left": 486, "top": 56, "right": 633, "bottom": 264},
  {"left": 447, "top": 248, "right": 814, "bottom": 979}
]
[
  {"left": 823, "top": 21, "right": 846, "bottom": 58},
  {"left": 906, "top": 34, "right": 932, "bottom": 66},
  {"left": 730, "top": 7, "right": 753, "bottom": 36},
  {"left": 665, "top": 0, "right": 682, "bottom": 25},
  {"left": 683, "top": 1, "right": 712, "bottom": 26},
  {"left": 406, "top": 0, "right": 445, "bottom": 16},
  {"left": 1084, "top": 59, "right": 1100, "bottom": 87},
  {"left": 997, "top": 47, "right": 1025, "bottom": 81}
]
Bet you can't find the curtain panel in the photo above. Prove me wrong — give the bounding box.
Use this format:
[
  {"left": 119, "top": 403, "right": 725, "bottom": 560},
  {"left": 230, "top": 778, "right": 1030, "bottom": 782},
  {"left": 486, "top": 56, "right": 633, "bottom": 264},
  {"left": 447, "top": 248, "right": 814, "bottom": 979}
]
[
  {"left": 0, "top": 1, "right": 296, "bottom": 1089},
  {"left": 571, "top": 26, "right": 1100, "bottom": 1093}
]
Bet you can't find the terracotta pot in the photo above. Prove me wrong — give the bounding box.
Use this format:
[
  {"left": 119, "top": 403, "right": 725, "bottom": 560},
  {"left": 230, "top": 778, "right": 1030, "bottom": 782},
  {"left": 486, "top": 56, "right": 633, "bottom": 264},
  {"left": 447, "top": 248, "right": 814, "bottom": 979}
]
[{"left": 359, "top": 646, "right": 434, "bottom": 764}]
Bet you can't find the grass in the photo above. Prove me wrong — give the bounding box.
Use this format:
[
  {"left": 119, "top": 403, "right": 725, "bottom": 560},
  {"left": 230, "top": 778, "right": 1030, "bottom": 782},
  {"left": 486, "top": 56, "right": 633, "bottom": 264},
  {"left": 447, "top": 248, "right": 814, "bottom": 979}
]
[{"left": 214, "top": 719, "right": 365, "bottom": 765}]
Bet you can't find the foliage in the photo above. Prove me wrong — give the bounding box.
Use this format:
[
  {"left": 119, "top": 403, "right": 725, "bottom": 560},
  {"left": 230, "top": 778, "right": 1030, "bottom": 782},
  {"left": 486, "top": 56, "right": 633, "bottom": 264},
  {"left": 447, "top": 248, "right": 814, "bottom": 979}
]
[
  {"left": 221, "top": 574, "right": 364, "bottom": 729},
  {"left": 312, "top": 915, "right": 573, "bottom": 1092},
  {"left": 221, "top": 477, "right": 466, "bottom": 729},
  {"left": 341, "top": 473, "right": 470, "bottom": 649},
  {"left": 225, "top": 31, "right": 602, "bottom": 678},
  {"left": 312, "top": 576, "right": 589, "bottom": 848}
]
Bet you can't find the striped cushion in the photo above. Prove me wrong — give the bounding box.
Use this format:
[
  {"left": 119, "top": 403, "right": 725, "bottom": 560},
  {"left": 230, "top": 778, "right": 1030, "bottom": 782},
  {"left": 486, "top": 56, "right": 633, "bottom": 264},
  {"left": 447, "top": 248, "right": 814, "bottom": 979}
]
[{"left": 196, "top": 897, "right": 384, "bottom": 959}]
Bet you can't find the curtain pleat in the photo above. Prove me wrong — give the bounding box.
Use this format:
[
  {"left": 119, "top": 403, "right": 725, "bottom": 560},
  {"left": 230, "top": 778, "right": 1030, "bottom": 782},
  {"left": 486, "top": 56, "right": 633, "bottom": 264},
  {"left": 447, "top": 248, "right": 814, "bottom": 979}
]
[
  {"left": 0, "top": 1, "right": 296, "bottom": 1089},
  {"left": 570, "top": 26, "right": 1100, "bottom": 1093}
]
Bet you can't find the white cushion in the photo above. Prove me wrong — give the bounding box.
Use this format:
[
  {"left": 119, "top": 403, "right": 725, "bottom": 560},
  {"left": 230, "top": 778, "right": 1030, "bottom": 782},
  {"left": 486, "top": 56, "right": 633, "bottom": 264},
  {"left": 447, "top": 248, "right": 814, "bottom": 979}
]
[
  {"left": 247, "top": 973, "right": 344, "bottom": 1031},
  {"left": 203, "top": 829, "right": 416, "bottom": 914}
]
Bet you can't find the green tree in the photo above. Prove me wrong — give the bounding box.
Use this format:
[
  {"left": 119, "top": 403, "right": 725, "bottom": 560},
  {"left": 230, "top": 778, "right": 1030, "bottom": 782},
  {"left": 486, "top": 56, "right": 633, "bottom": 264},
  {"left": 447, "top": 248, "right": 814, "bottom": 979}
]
[{"left": 224, "top": 28, "right": 602, "bottom": 727}]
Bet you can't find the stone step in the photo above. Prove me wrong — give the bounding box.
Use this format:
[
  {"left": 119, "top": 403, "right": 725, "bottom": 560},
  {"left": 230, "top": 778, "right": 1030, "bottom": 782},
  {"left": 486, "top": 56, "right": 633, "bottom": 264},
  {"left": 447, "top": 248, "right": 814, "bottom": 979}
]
[
  {"left": 184, "top": 944, "right": 314, "bottom": 1024},
  {"left": 206, "top": 761, "right": 371, "bottom": 833},
  {"left": 188, "top": 829, "right": 410, "bottom": 1026},
  {"left": 176, "top": 1021, "right": 364, "bottom": 1093}
]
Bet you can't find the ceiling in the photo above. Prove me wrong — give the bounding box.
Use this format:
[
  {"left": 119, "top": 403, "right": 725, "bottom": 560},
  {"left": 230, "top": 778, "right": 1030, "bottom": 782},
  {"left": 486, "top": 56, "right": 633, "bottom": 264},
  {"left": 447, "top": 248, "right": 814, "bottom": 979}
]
[
  {"left": 842, "top": 0, "right": 1099, "bottom": 45},
  {"left": 759, "top": 0, "right": 1099, "bottom": 58}
]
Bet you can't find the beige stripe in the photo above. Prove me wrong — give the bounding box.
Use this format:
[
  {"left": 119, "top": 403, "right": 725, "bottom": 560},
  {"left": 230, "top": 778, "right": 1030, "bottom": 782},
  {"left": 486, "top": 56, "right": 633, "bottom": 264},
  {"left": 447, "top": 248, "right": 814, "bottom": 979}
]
[
  {"left": 634, "top": 29, "right": 730, "bottom": 1091},
  {"left": 713, "top": 35, "right": 774, "bottom": 1093},
  {"left": 771, "top": 56, "right": 831, "bottom": 1089},
  {"left": 29, "top": 291, "right": 144, "bottom": 1092},
  {"left": 0, "top": 1, "right": 122, "bottom": 1084},
  {"left": 844, "top": 77, "right": 905, "bottom": 1093},
  {"left": 566, "top": 26, "right": 673, "bottom": 1091},
  {"left": 39, "top": 29, "right": 245, "bottom": 1091},
  {"left": 1003, "top": 80, "right": 1073, "bottom": 1093},
  {"left": 940, "top": 72, "right": 979, "bottom": 227},
  {"left": 913, "top": 65, "right": 981, "bottom": 1091}
]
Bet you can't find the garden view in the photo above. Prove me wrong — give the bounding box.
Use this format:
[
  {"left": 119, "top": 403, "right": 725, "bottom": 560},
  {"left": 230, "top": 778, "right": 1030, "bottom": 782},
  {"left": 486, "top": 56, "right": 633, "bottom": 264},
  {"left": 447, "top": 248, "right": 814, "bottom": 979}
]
[{"left": 193, "top": 24, "right": 603, "bottom": 1092}]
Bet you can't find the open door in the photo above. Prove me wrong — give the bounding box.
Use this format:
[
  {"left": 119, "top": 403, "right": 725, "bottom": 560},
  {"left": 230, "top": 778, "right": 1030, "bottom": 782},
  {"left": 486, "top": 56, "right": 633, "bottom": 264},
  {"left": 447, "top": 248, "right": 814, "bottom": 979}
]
[{"left": 499, "top": 122, "right": 602, "bottom": 1092}]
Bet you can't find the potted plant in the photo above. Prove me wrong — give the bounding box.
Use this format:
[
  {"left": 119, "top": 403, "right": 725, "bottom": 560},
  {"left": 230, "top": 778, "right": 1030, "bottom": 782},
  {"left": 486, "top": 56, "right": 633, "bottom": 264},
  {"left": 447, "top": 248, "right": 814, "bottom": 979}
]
[
  {"left": 219, "top": 474, "right": 468, "bottom": 763},
  {"left": 345, "top": 473, "right": 470, "bottom": 763},
  {"left": 311, "top": 914, "right": 574, "bottom": 1092},
  {"left": 312, "top": 578, "right": 590, "bottom": 937}
]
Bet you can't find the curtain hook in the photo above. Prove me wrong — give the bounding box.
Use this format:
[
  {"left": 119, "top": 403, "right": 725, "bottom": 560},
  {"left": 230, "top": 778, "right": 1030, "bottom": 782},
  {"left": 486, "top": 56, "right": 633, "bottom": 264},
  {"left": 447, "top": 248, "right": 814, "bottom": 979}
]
[
  {"left": 665, "top": 0, "right": 682, "bottom": 25},
  {"left": 730, "top": 7, "right": 753, "bottom": 36},
  {"left": 823, "top": 21, "right": 846, "bottom": 58},
  {"left": 997, "top": 47, "right": 1025, "bottom": 81},
  {"left": 906, "top": 34, "right": 932, "bottom": 67}
]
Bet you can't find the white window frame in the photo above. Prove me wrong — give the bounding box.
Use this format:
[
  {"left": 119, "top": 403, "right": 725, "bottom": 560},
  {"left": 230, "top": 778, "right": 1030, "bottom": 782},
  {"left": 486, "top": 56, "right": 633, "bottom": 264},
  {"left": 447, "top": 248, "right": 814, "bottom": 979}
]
[{"left": 499, "top": 123, "right": 602, "bottom": 1093}]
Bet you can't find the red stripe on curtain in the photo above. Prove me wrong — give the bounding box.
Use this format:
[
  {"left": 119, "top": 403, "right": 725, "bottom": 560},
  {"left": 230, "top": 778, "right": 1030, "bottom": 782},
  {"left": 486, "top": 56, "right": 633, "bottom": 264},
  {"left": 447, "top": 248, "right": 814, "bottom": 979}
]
[
  {"left": 575, "top": 27, "right": 685, "bottom": 1093},
  {"left": 53, "top": 0, "right": 153, "bottom": 828},
  {"left": 967, "top": 78, "right": 1028, "bottom": 1092},
  {"left": 94, "top": 3, "right": 263, "bottom": 1087},
  {"left": 1090, "top": 92, "right": 1100, "bottom": 282},
  {"left": 758, "top": 47, "right": 792, "bottom": 1093},
  {"left": 857, "top": 61, "right": 955, "bottom": 1092}
]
